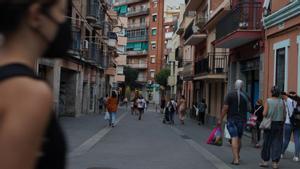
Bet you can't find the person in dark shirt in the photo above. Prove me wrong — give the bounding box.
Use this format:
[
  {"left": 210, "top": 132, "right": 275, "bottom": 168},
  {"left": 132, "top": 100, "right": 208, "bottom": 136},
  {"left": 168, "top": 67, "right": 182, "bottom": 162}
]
[
  {"left": 218, "top": 80, "right": 251, "bottom": 165},
  {"left": 251, "top": 99, "right": 264, "bottom": 148}
]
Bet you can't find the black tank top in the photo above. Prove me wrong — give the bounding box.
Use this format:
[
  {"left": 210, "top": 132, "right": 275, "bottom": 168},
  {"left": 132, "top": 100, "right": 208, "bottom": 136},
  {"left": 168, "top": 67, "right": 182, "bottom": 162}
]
[{"left": 0, "top": 64, "right": 66, "bottom": 169}]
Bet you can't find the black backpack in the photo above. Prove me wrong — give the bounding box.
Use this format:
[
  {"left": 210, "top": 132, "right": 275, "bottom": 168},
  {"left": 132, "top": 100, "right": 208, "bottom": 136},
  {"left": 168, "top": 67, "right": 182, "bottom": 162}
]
[{"left": 291, "top": 104, "right": 300, "bottom": 128}]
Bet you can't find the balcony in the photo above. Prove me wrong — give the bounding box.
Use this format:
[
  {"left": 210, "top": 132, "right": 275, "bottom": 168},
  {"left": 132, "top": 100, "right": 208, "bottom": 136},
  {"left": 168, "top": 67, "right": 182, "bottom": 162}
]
[
  {"left": 93, "top": 10, "right": 105, "bottom": 30},
  {"left": 127, "top": 8, "right": 149, "bottom": 18},
  {"left": 114, "top": 0, "right": 145, "bottom": 7},
  {"left": 128, "top": 35, "right": 148, "bottom": 42},
  {"left": 127, "top": 23, "right": 149, "bottom": 30},
  {"left": 127, "top": 50, "right": 148, "bottom": 56},
  {"left": 185, "top": 0, "right": 205, "bottom": 11},
  {"left": 195, "top": 16, "right": 207, "bottom": 29},
  {"left": 137, "top": 76, "right": 147, "bottom": 82},
  {"left": 128, "top": 63, "right": 148, "bottom": 69},
  {"left": 194, "top": 52, "right": 228, "bottom": 80},
  {"left": 184, "top": 21, "right": 207, "bottom": 46},
  {"left": 214, "top": 2, "right": 263, "bottom": 49},
  {"left": 88, "top": 43, "right": 99, "bottom": 64},
  {"left": 71, "top": 30, "right": 81, "bottom": 52},
  {"left": 86, "top": 0, "right": 100, "bottom": 23}
]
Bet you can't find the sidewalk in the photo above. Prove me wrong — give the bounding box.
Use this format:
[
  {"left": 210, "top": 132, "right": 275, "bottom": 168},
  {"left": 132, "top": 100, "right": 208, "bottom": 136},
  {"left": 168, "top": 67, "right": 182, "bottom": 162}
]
[
  {"left": 171, "top": 114, "right": 300, "bottom": 169},
  {"left": 60, "top": 107, "right": 128, "bottom": 152}
]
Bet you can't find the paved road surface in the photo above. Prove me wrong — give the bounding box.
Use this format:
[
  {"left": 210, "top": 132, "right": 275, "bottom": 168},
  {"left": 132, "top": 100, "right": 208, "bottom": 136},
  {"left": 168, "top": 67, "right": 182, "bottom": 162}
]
[{"left": 61, "top": 106, "right": 300, "bottom": 169}]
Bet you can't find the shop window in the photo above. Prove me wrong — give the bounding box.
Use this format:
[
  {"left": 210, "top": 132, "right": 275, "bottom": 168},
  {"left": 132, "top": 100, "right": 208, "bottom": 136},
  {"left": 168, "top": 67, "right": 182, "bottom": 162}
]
[{"left": 275, "top": 48, "right": 286, "bottom": 92}]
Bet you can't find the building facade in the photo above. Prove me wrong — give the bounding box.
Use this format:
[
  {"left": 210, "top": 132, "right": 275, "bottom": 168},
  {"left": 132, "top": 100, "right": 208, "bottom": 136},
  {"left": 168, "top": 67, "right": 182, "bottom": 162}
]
[
  {"left": 113, "top": 0, "right": 164, "bottom": 86},
  {"left": 37, "top": 0, "right": 118, "bottom": 117},
  {"left": 263, "top": 0, "right": 300, "bottom": 96}
]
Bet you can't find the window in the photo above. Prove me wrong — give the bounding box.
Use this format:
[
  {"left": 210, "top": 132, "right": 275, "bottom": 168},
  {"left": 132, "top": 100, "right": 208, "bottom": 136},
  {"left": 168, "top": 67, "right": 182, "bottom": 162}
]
[
  {"left": 151, "top": 41, "right": 156, "bottom": 49},
  {"left": 152, "top": 14, "right": 157, "bottom": 22},
  {"left": 140, "top": 17, "right": 146, "bottom": 24},
  {"left": 151, "top": 57, "right": 156, "bottom": 63},
  {"left": 152, "top": 28, "right": 157, "bottom": 35},
  {"left": 275, "top": 48, "right": 286, "bottom": 92},
  {"left": 150, "top": 70, "right": 155, "bottom": 78}
]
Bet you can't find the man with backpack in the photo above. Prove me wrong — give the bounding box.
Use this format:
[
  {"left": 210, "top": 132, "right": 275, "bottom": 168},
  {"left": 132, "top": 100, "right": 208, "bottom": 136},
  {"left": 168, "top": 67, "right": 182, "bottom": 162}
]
[
  {"left": 167, "top": 98, "right": 177, "bottom": 125},
  {"left": 281, "top": 91, "right": 300, "bottom": 162}
]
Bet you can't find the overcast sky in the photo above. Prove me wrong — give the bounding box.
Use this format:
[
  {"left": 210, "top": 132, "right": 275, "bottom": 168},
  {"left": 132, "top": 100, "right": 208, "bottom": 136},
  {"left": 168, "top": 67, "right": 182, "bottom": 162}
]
[{"left": 165, "top": 0, "right": 184, "bottom": 9}]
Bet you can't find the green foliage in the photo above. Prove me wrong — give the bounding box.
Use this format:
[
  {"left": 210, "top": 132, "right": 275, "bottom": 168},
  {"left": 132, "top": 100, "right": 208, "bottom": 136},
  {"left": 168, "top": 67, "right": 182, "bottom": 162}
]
[
  {"left": 124, "top": 66, "right": 138, "bottom": 88},
  {"left": 155, "top": 68, "right": 170, "bottom": 87}
]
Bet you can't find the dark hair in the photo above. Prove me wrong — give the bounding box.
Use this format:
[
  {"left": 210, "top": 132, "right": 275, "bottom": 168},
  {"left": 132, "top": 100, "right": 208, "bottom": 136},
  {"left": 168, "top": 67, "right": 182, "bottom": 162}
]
[
  {"left": 0, "top": 0, "right": 58, "bottom": 36},
  {"left": 271, "top": 86, "right": 281, "bottom": 97},
  {"left": 281, "top": 91, "right": 287, "bottom": 96},
  {"left": 181, "top": 95, "right": 185, "bottom": 99},
  {"left": 112, "top": 91, "right": 117, "bottom": 98}
]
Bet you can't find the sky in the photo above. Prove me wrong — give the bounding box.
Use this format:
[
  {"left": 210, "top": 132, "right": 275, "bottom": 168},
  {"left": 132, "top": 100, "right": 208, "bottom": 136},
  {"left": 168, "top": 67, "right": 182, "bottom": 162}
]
[{"left": 165, "top": 0, "right": 184, "bottom": 9}]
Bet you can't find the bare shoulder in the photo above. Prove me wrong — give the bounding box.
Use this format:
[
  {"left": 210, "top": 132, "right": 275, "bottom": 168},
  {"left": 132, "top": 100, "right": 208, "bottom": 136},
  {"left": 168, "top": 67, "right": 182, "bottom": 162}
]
[{"left": 0, "top": 77, "right": 53, "bottom": 116}]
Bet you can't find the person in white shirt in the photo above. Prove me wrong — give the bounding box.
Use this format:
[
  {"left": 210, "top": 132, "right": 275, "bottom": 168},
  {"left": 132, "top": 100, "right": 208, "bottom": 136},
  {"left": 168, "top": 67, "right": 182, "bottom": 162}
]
[
  {"left": 137, "top": 96, "right": 147, "bottom": 120},
  {"left": 281, "top": 92, "right": 299, "bottom": 162},
  {"left": 167, "top": 99, "right": 177, "bottom": 125}
]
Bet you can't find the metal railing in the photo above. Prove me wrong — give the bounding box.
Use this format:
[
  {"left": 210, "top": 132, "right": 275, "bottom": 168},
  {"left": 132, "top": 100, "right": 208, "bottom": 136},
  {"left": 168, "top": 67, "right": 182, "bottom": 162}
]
[
  {"left": 184, "top": 21, "right": 194, "bottom": 40},
  {"left": 127, "top": 35, "right": 148, "bottom": 41},
  {"left": 127, "top": 23, "right": 149, "bottom": 30},
  {"left": 87, "top": 0, "right": 100, "bottom": 21},
  {"left": 127, "top": 50, "right": 148, "bottom": 56},
  {"left": 128, "top": 63, "right": 148, "bottom": 69},
  {"left": 195, "top": 16, "right": 207, "bottom": 29},
  {"left": 194, "top": 52, "right": 228, "bottom": 75},
  {"left": 216, "top": 2, "right": 263, "bottom": 40},
  {"left": 127, "top": 8, "right": 149, "bottom": 17},
  {"left": 114, "top": 0, "right": 145, "bottom": 6}
]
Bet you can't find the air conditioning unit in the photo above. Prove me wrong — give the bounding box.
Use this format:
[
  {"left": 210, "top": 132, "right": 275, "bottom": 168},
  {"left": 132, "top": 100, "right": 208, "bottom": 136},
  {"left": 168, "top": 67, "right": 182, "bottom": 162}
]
[{"left": 82, "top": 40, "right": 89, "bottom": 49}]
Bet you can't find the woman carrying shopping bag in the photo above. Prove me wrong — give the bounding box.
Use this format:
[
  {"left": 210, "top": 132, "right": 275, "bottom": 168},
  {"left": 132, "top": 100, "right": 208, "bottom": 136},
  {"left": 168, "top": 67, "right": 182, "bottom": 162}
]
[{"left": 259, "top": 86, "right": 285, "bottom": 169}]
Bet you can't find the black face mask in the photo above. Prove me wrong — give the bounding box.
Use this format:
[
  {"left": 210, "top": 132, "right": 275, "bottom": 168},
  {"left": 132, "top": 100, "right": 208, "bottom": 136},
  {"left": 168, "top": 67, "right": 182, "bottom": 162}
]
[
  {"left": 39, "top": 11, "right": 72, "bottom": 59},
  {"left": 43, "top": 20, "right": 72, "bottom": 58}
]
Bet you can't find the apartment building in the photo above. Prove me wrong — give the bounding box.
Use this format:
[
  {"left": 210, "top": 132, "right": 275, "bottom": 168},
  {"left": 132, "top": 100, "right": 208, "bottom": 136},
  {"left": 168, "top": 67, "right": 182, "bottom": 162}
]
[
  {"left": 263, "top": 0, "right": 300, "bottom": 96},
  {"left": 113, "top": 0, "right": 164, "bottom": 86},
  {"left": 165, "top": 6, "right": 180, "bottom": 98},
  {"left": 37, "top": 0, "right": 117, "bottom": 117}
]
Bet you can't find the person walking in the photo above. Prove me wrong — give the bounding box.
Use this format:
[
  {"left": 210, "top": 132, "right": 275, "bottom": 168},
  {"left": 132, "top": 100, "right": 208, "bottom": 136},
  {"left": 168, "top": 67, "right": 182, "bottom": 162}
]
[
  {"left": 123, "top": 97, "right": 128, "bottom": 110},
  {"left": 161, "top": 97, "right": 166, "bottom": 114},
  {"left": 106, "top": 91, "right": 119, "bottom": 127},
  {"left": 218, "top": 80, "right": 251, "bottom": 165},
  {"left": 251, "top": 99, "right": 264, "bottom": 148},
  {"left": 137, "top": 96, "right": 147, "bottom": 120},
  {"left": 167, "top": 98, "right": 177, "bottom": 125},
  {"left": 198, "top": 98, "right": 207, "bottom": 125},
  {"left": 103, "top": 94, "right": 109, "bottom": 112},
  {"left": 0, "top": 0, "right": 70, "bottom": 169},
  {"left": 259, "top": 86, "right": 285, "bottom": 169},
  {"left": 281, "top": 91, "right": 300, "bottom": 162},
  {"left": 178, "top": 95, "right": 187, "bottom": 125}
]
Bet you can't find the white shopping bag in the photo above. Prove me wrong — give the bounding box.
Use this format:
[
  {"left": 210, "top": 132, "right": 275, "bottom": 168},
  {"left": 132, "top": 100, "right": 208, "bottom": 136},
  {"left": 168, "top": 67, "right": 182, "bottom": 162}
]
[
  {"left": 104, "top": 112, "right": 110, "bottom": 121},
  {"left": 224, "top": 124, "right": 231, "bottom": 139}
]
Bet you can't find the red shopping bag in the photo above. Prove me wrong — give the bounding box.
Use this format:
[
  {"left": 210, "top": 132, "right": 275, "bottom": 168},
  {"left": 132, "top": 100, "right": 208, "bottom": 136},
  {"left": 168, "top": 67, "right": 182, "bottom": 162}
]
[{"left": 207, "top": 127, "right": 223, "bottom": 146}]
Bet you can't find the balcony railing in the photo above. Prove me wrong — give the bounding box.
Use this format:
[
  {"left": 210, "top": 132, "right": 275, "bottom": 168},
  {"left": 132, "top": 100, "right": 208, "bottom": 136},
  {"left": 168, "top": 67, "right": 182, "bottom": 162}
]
[
  {"left": 216, "top": 2, "right": 262, "bottom": 40},
  {"left": 114, "top": 0, "right": 145, "bottom": 7},
  {"left": 128, "top": 63, "right": 148, "bottom": 69},
  {"left": 184, "top": 22, "right": 194, "bottom": 41},
  {"left": 127, "top": 8, "right": 149, "bottom": 17},
  {"left": 71, "top": 30, "right": 81, "bottom": 52},
  {"left": 128, "top": 35, "right": 148, "bottom": 42},
  {"left": 137, "top": 76, "right": 147, "bottom": 82},
  {"left": 86, "top": 0, "right": 100, "bottom": 22},
  {"left": 127, "top": 23, "right": 149, "bottom": 30},
  {"left": 195, "top": 16, "right": 207, "bottom": 29},
  {"left": 194, "top": 52, "right": 228, "bottom": 75},
  {"left": 88, "top": 43, "right": 99, "bottom": 63},
  {"left": 127, "top": 50, "right": 148, "bottom": 56}
]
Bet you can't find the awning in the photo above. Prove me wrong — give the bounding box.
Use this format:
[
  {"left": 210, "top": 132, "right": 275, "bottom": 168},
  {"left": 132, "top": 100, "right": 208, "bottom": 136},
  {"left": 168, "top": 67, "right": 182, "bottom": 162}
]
[{"left": 184, "top": 34, "right": 207, "bottom": 45}]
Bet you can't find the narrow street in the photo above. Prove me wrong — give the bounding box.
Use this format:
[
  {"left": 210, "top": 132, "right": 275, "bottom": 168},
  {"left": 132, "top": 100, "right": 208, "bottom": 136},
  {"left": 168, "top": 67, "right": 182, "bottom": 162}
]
[{"left": 62, "top": 106, "right": 300, "bottom": 169}]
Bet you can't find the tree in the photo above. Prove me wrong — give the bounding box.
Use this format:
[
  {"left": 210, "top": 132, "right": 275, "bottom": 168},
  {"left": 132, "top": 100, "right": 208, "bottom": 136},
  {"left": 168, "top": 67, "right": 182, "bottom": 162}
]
[
  {"left": 155, "top": 68, "right": 170, "bottom": 87},
  {"left": 124, "top": 66, "right": 138, "bottom": 88}
]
